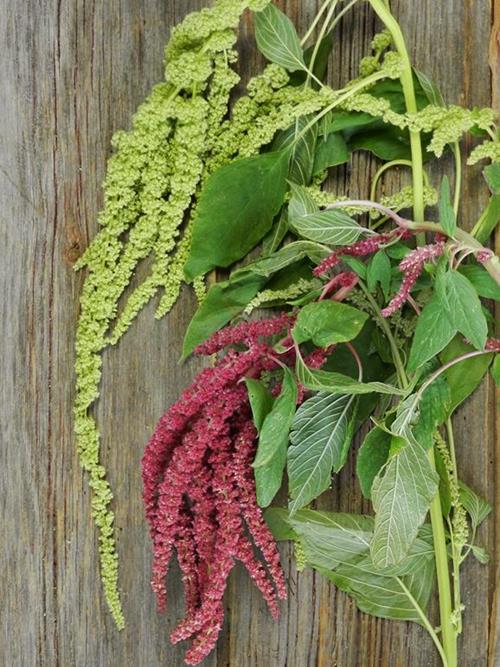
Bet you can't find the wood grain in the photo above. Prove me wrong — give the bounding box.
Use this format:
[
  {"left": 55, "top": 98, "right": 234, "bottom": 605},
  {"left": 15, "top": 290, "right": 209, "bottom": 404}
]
[{"left": 0, "top": 1, "right": 497, "bottom": 665}]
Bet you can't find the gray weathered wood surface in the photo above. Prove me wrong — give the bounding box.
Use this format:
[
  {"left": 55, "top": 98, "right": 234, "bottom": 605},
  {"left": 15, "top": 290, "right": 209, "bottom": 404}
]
[{"left": 1, "top": 1, "right": 499, "bottom": 665}]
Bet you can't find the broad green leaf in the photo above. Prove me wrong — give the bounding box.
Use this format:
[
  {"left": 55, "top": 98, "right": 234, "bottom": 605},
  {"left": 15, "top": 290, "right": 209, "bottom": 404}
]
[
  {"left": 436, "top": 270, "right": 488, "bottom": 350},
  {"left": 367, "top": 250, "right": 391, "bottom": 298},
  {"left": 292, "top": 301, "right": 368, "bottom": 347},
  {"left": 347, "top": 127, "right": 413, "bottom": 161},
  {"left": 317, "top": 556, "right": 435, "bottom": 624},
  {"left": 288, "top": 392, "right": 354, "bottom": 513},
  {"left": 439, "top": 176, "right": 457, "bottom": 237},
  {"left": 371, "top": 436, "right": 439, "bottom": 568},
  {"left": 459, "top": 481, "right": 492, "bottom": 530},
  {"left": 289, "top": 510, "right": 374, "bottom": 568},
  {"left": 182, "top": 272, "right": 264, "bottom": 357},
  {"left": 262, "top": 208, "right": 289, "bottom": 255},
  {"left": 184, "top": 150, "right": 289, "bottom": 280},
  {"left": 245, "top": 379, "right": 274, "bottom": 432},
  {"left": 459, "top": 264, "right": 500, "bottom": 300},
  {"left": 440, "top": 337, "right": 493, "bottom": 415},
  {"left": 296, "top": 357, "right": 405, "bottom": 396},
  {"left": 246, "top": 240, "right": 330, "bottom": 276},
  {"left": 297, "top": 30, "right": 334, "bottom": 82},
  {"left": 484, "top": 163, "right": 500, "bottom": 194},
  {"left": 407, "top": 294, "right": 457, "bottom": 372},
  {"left": 472, "top": 194, "right": 500, "bottom": 244},
  {"left": 471, "top": 545, "right": 490, "bottom": 564},
  {"left": 289, "top": 208, "right": 363, "bottom": 245},
  {"left": 288, "top": 183, "right": 317, "bottom": 220},
  {"left": 254, "top": 368, "right": 297, "bottom": 508},
  {"left": 414, "top": 68, "right": 445, "bottom": 106},
  {"left": 356, "top": 427, "right": 391, "bottom": 499},
  {"left": 313, "top": 132, "right": 350, "bottom": 174},
  {"left": 492, "top": 355, "right": 500, "bottom": 387},
  {"left": 254, "top": 3, "right": 305, "bottom": 72},
  {"left": 341, "top": 256, "right": 367, "bottom": 279},
  {"left": 264, "top": 507, "right": 298, "bottom": 541},
  {"left": 273, "top": 116, "right": 318, "bottom": 185},
  {"left": 412, "top": 378, "right": 451, "bottom": 449},
  {"left": 391, "top": 393, "right": 420, "bottom": 434},
  {"left": 291, "top": 510, "right": 434, "bottom": 576}
]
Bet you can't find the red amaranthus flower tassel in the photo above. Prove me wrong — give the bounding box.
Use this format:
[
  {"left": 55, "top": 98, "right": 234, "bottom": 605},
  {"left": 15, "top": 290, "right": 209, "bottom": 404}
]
[{"left": 141, "top": 315, "right": 292, "bottom": 665}]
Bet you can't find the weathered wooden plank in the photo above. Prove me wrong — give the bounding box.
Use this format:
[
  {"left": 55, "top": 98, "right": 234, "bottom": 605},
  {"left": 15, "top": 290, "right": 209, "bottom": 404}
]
[{"left": 0, "top": 1, "right": 496, "bottom": 666}]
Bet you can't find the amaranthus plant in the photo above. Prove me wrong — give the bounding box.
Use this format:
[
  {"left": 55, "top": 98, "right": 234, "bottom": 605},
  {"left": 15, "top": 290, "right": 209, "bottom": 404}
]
[{"left": 76, "top": 0, "right": 500, "bottom": 665}]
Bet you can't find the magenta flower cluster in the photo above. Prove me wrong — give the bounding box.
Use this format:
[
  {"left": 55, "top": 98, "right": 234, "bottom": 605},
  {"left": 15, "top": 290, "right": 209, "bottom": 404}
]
[
  {"left": 313, "top": 229, "right": 411, "bottom": 276},
  {"left": 142, "top": 316, "right": 294, "bottom": 665},
  {"left": 381, "top": 240, "right": 445, "bottom": 316}
]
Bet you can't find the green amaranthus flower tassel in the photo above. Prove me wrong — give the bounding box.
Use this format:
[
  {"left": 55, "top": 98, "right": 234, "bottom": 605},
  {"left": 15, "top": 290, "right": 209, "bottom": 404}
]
[{"left": 74, "top": 0, "right": 271, "bottom": 628}]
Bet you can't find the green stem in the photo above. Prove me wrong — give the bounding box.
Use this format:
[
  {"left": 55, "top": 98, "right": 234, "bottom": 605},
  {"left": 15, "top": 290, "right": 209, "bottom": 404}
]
[
  {"left": 300, "top": 0, "right": 333, "bottom": 46},
  {"left": 293, "top": 68, "right": 390, "bottom": 146},
  {"left": 367, "top": 6, "right": 456, "bottom": 663},
  {"left": 307, "top": 0, "right": 338, "bottom": 84},
  {"left": 428, "top": 447, "right": 458, "bottom": 667},
  {"left": 452, "top": 142, "right": 462, "bottom": 217},
  {"left": 368, "top": 0, "right": 425, "bottom": 230},
  {"left": 396, "top": 577, "right": 449, "bottom": 667},
  {"left": 358, "top": 280, "right": 408, "bottom": 388}
]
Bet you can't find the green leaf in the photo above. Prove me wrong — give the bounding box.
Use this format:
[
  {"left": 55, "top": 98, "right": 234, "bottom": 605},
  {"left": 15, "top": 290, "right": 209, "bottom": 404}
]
[
  {"left": 473, "top": 194, "right": 500, "bottom": 244},
  {"left": 289, "top": 208, "right": 364, "bottom": 245},
  {"left": 347, "top": 127, "right": 413, "bottom": 161},
  {"left": 459, "top": 264, "right": 500, "bottom": 300},
  {"left": 313, "top": 132, "right": 351, "bottom": 174},
  {"left": 439, "top": 176, "right": 457, "bottom": 237},
  {"left": 264, "top": 507, "right": 298, "bottom": 541},
  {"left": 492, "top": 355, "right": 500, "bottom": 387},
  {"left": 245, "top": 379, "right": 274, "bottom": 432},
  {"left": 459, "top": 481, "right": 492, "bottom": 530},
  {"left": 288, "top": 392, "right": 354, "bottom": 513},
  {"left": 412, "top": 378, "right": 451, "bottom": 449},
  {"left": 407, "top": 294, "right": 457, "bottom": 372},
  {"left": 245, "top": 240, "right": 329, "bottom": 277},
  {"left": 371, "top": 436, "right": 439, "bottom": 569},
  {"left": 254, "top": 3, "right": 305, "bottom": 72},
  {"left": 273, "top": 117, "right": 318, "bottom": 186},
  {"left": 296, "top": 357, "right": 405, "bottom": 396},
  {"left": 289, "top": 510, "right": 374, "bottom": 568},
  {"left": 317, "top": 556, "right": 435, "bottom": 624},
  {"left": 414, "top": 68, "right": 445, "bottom": 106},
  {"left": 262, "top": 208, "right": 289, "bottom": 255},
  {"left": 436, "top": 270, "right": 488, "bottom": 350},
  {"left": 341, "top": 256, "right": 367, "bottom": 279},
  {"left": 356, "top": 427, "right": 392, "bottom": 499},
  {"left": 254, "top": 368, "right": 297, "bottom": 508},
  {"left": 184, "top": 150, "right": 289, "bottom": 280},
  {"left": 484, "top": 163, "right": 500, "bottom": 194},
  {"left": 367, "top": 250, "right": 391, "bottom": 298},
  {"left": 440, "top": 337, "right": 493, "bottom": 415},
  {"left": 182, "top": 272, "right": 265, "bottom": 357},
  {"left": 292, "top": 301, "right": 368, "bottom": 347},
  {"left": 471, "top": 545, "right": 490, "bottom": 564},
  {"left": 288, "top": 183, "right": 317, "bottom": 219}
]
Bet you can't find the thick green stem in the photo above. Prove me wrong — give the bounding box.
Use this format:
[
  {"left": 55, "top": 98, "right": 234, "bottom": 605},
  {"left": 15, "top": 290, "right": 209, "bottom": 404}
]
[
  {"left": 368, "top": 0, "right": 425, "bottom": 229},
  {"left": 367, "top": 4, "right": 457, "bottom": 664}
]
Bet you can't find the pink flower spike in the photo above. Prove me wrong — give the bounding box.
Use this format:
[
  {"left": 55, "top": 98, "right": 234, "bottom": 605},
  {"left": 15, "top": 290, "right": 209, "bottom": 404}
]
[
  {"left": 314, "top": 229, "right": 412, "bottom": 277},
  {"left": 485, "top": 338, "right": 500, "bottom": 352},
  {"left": 382, "top": 240, "right": 445, "bottom": 317}
]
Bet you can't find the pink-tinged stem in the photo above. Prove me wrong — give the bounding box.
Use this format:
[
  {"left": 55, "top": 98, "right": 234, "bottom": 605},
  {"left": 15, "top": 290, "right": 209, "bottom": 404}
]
[
  {"left": 417, "top": 349, "right": 492, "bottom": 399},
  {"left": 325, "top": 199, "right": 500, "bottom": 287}
]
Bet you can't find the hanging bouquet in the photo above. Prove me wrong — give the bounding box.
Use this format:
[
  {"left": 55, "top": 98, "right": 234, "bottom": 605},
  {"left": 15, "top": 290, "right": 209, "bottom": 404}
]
[{"left": 74, "top": 1, "right": 500, "bottom": 665}]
